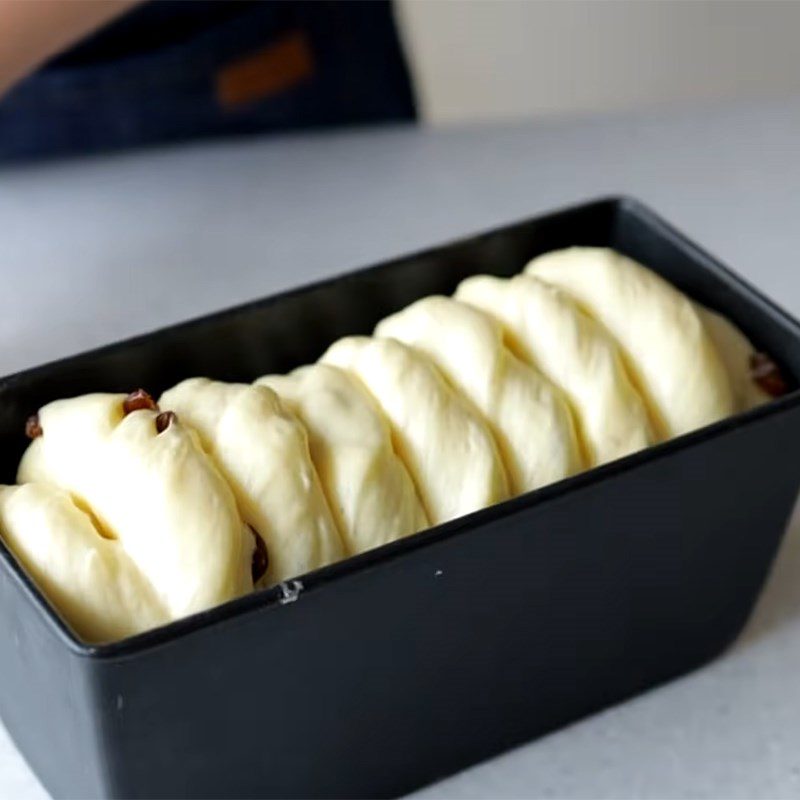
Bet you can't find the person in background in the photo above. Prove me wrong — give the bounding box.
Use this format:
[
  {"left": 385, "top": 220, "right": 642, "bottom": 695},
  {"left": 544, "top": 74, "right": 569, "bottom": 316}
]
[{"left": 0, "top": 0, "right": 416, "bottom": 162}]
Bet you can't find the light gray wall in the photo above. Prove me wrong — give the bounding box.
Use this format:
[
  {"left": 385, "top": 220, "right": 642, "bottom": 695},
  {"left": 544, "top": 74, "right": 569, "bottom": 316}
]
[{"left": 397, "top": 0, "right": 800, "bottom": 124}]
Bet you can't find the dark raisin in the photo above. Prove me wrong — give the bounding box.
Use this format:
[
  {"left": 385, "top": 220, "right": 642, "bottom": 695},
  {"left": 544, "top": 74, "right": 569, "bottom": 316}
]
[
  {"left": 25, "top": 414, "right": 42, "bottom": 439},
  {"left": 155, "top": 411, "right": 177, "bottom": 434},
  {"left": 250, "top": 526, "right": 269, "bottom": 584},
  {"left": 123, "top": 389, "right": 158, "bottom": 415},
  {"left": 750, "top": 352, "right": 789, "bottom": 398}
]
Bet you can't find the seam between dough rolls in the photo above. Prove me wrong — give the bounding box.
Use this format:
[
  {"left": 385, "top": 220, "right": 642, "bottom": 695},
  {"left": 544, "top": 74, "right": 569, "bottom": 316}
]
[
  {"left": 0, "top": 483, "right": 170, "bottom": 643},
  {"left": 159, "top": 378, "right": 346, "bottom": 587},
  {"left": 455, "top": 273, "right": 657, "bottom": 466},
  {"left": 375, "top": 294, "right": 583, "bottom": 493},
  {"left": 16, "top": 393, "right": 254, "bottom": 622},
  {"left": 321, "top": 335, "right": 510, "bottom": 526},
  {"left": 256, "top": 364, "right": 429, "bottom": 556},
  {"left": 526, "top": 247, "right": 738, "bottom": 438}
]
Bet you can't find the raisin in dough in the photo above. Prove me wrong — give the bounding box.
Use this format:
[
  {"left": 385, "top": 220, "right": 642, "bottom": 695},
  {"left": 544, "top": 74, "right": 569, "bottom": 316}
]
[
  {"left": 375, "top": 296, "right": 582, "bottom": 493},
  {"left": 321, "top": 336, "right": 510, "bottom": 525},
  {"left": 0, "top": 483, "right": 168, "bottom": 642},
  {"left": 257, "top": 364, "right": 428, "bottom": 554},
  {"left": 160, "top": 379, "right": 345, "bottom": 585},
  {"left": 456, "top": 274, "right": 655, "bottom": 466},
  {"left": 697, "top": 306, "right": 771, "bottom": 410},
  {"left": 17, "top": 394, "right": 253, "bottom": 620},
  {"left": 526, "top": 247, "right": 735, "bottom": 437}
]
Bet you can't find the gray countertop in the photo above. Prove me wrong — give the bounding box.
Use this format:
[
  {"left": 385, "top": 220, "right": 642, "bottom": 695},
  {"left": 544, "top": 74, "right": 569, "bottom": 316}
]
[{"left": 1, "top": 96, "right": 800, "bottom": 799}]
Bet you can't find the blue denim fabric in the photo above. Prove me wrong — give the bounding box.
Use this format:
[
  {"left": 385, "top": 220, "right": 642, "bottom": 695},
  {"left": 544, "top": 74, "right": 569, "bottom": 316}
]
[{"left": 0, "top": 1, "right": 416, "bottom": 162}]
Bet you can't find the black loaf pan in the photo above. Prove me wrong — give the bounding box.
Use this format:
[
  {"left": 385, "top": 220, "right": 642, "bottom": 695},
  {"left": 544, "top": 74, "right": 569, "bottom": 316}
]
[{"left": 0, "top": 197, "right": 799, "bottom": 799}]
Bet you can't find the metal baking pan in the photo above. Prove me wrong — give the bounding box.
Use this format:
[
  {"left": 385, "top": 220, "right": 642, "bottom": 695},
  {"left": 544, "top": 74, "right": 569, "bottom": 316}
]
[{"left": 0, "top": 197, "right": 798, "bottom": 799}]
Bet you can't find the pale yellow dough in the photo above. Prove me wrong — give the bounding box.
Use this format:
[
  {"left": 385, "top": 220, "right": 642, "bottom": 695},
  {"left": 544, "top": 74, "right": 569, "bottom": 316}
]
[
  {"left": 376, "top": 295, "right": 582, "bottom": 492},
  {"left": 160, "top": 378, "right": 345, "bottom": 586},
  {"left": 17, "top": 394, "right": 253, "bottom": 620},
  {"left": 257, "top": 364, "right": 428, "bottom": 554},
  {"left": 697, "top": 306, "right": 769, "bottom": 410},
  {"left": 526, "top": 247, "right": 735, "bottom": 437},
  {"left": 321, "top": 336, "right": 510, "bottom": 525},
  {"left": 0, "top": 483, "right": 168, "bottom": 643},
  {"left": 455, "top": 274, "right": 655, "bottom": 466}
]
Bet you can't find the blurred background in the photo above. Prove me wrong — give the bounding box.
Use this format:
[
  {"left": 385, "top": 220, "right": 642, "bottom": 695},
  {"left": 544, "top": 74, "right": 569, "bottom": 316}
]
[
  {"left": 399, "top": 0, "right": 800, "bottom": 124},
  {"left": 5, "top": 0, "right": 800, "bottom": 158}
]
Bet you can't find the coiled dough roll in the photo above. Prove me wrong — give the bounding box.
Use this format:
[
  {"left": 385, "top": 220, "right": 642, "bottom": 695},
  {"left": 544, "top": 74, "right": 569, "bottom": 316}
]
[
  {"left": 0, "top": 483, "right": 168, "bottom": 643},
  {"left": 321, "top": 336, "right": 510, "bottom": 525},
  {"left": 526, "top": 247, "right": 735, "bottom": 437},
  {"left": 17, "top": 393, "right": 253, "bottom": 620},
  {"left": 375, "top": 295, "right": 582, "bottom": 492},
  {"left": 455, "top": 273, "right": 656, "bottom": 466},
  {"left": 160, "top": 378, "right": 345, "bottom": 586},
  {"left": 257, "top": 364, "right": 428, "bottom": 555}
]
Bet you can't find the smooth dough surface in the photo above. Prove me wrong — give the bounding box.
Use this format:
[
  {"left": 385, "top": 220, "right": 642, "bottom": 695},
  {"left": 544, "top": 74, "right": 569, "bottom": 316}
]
[
  {"left": 0, "top": 483, "right": 168, "bottom": 643},
  {"left": 17, "top": 393, "right": 253, "bottom": 620},
  {"left": 376, "top": 295, "right": 582, "bottom": 492},
  {"left": 257, "top": 364, "right": 428, "bottom": 554},
  {"left": 526, "top": 247, "right": 735, "bottom": 436},
  {"left": 456, "top": 274, "right": 655, "bottom": 466},
  {"left": 321, "top": 336, "right": 510, "bottom": 525},
  {"left": 160, "top": 378, "right": 345, "bottom": 585},
  {"left": 697, "top": 306, "right": 769, "bottom": 410}
]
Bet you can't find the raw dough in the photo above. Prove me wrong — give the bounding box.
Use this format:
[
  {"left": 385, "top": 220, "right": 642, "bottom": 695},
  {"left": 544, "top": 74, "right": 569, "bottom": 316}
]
[
  {"left": 258, "top": 364, "right": 428, "bottom": 554},
  {"left": 0, "top": 483, "right": 168, "bottom": 643},
  {"left": 526, "top": 247, "right": 735, "bottom": 436},
  {"left": 160, "top": 378, "right": 345, "bottom": 586},
  {"left": 456, "top": 274, "right": 655, "bottom": 465},
  {"left": 376, "top": 295, "right": 582, "bottom": 491},
  {"left": 17, "top": 393, "right": 253, "bottom": 619},
  {"left": 321, "top": 336, "right": 510, "bottom": 524},
  {"left": 698, "top": 306, "right": 770, "bottom": 410}
]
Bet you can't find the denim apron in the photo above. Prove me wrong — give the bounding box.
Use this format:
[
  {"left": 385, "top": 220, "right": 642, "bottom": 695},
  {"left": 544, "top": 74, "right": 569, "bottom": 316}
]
[{"left": 0, "top": 0, "right": 416, "bottom": 162}]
